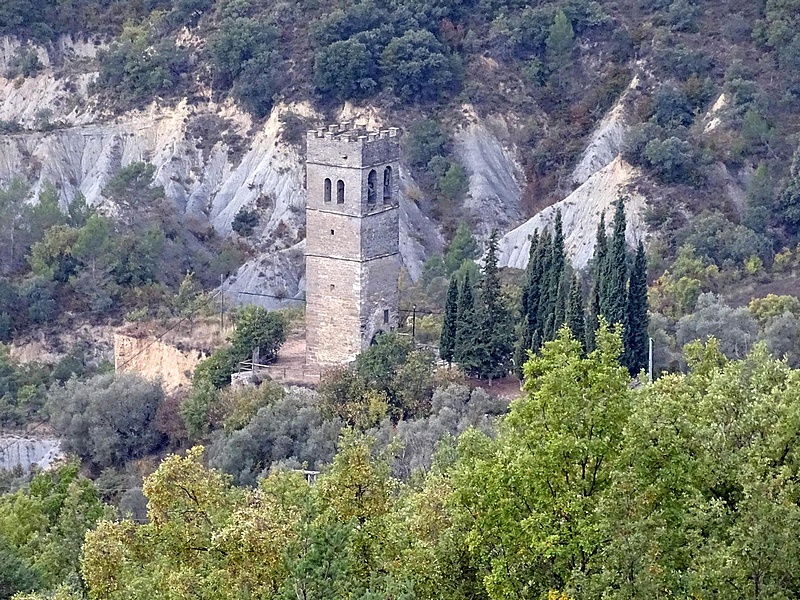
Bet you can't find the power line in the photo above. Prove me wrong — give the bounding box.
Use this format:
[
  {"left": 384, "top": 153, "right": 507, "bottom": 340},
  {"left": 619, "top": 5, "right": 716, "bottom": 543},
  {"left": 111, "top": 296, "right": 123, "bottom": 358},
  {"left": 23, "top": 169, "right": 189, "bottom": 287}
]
[{"left": 235, "top": 290, "right": 306, "bottom": 302}]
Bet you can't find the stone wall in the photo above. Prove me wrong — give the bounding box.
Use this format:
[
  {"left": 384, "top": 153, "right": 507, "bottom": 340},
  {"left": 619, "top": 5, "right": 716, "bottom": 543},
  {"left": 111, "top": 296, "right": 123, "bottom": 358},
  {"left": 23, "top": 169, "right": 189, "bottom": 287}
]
[{"left": 305, "top": 255, "right": 363, "bottom": 365}]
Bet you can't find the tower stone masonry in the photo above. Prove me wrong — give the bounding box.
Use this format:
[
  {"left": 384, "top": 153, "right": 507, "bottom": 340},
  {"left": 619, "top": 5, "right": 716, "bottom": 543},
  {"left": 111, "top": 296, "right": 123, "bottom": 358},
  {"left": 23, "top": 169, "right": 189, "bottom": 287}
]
[{"left": 305, "top": 122, "right": 401, "bottom": 366}]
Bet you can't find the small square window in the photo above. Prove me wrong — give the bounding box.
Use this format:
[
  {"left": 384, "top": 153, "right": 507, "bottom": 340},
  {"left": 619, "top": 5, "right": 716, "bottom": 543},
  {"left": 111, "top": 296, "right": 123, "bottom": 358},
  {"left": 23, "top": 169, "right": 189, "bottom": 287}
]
[
  {"left": 383, "top": 309, "right": 389, "bottom": 324},
  {"left": 331, "top": 229, "right": 335, "bottom": 235}
]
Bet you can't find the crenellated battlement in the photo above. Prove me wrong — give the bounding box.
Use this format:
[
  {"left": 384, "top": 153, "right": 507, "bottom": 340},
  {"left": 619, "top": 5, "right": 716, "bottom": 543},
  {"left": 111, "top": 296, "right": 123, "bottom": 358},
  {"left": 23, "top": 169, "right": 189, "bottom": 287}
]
[{"left": 307, "top": 122, "right": 400, "bottom": 143}]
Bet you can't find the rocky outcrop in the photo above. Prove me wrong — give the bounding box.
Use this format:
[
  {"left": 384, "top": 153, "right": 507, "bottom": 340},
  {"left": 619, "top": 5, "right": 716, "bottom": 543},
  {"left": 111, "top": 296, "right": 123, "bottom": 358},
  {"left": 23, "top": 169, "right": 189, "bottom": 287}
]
[
  {"left": 571, "top": 75, "right": 638, "bottom": 186},
  {"left": 455, "top": 107, "right": 525, "bottom": 237},
  {"left": 498, "top": 157, "right": 646, "bottom": 271},
  {"left": 114, "top": 330, "right": 210, "bottom": 392},
  {"left": 0, "top": 434, "right": 63, "bottom": 471}
]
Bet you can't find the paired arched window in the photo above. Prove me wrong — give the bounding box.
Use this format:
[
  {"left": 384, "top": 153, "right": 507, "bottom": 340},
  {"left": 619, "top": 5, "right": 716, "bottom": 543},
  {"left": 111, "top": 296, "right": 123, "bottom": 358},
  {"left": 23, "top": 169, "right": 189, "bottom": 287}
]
[
  {"left": 323, "top": 178, "right": 331, "bottom": 203},
  {"left": 336, "top": 180, "right": 345, "bottom": 204},
  {"left": 367, "top": 170, "right": 377, "bottom": 204},
  {"left": 383, "top": 166, "right": 392, "bottom": 203}
]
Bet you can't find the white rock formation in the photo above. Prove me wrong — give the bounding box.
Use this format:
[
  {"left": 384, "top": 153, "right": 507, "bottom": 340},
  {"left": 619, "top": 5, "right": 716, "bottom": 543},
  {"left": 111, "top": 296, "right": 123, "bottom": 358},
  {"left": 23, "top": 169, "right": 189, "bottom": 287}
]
[
  {"left": 703, "top": 93, "right": 728, "bottom": 133},
  {"left": 455, "top": 107, "right": 525, "bottom": 237},
  {"left": 498, "top": 157, "right": 646, "bottom": 271},
  {"left": 571, "top": 75, "right": 639, "bottom": 186},
  {"left": 0, "top": 434, "right": 63, "bottom": 471}
]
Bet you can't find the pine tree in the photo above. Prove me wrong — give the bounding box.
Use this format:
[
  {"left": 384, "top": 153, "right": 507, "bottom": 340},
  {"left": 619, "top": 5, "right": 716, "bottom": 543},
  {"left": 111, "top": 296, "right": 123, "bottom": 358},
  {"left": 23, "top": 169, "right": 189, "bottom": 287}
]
[
  {"left": 439, "top": 275, "right": 459, "bottom": 364},
  {"left": 454, "top": 272, "right": 480, "bottom": 374},
  {"left": 478, "top": 230, "right": 513, "bottom": 379},
  {"left": 586, "top": 213, "right": 607, "bottom": 352},
  {"left": 566, "top": 274, "right": 586, "bottom": 351},
  {"left": 603, "top": 198, "right": 628, "bottom": 330},
  {"left": 623, "top": 241, "right": 649, "bottom": 376}
]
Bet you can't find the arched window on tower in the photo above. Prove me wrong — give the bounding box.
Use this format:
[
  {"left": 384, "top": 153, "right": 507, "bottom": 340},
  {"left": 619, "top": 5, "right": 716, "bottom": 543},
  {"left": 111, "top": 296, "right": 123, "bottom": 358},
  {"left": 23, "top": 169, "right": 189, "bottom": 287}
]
[
  {"left": 383, "top": 166, "right": 392, "bottom": 203},
  {"left": 367, "top": 169, "right": 377, "bottom": 204},
  {"left": 324, "top": 178, "right": 331, "bottom": 203},
  {"left": 337, "top": 180, "right": 345, "bottom": 204}
]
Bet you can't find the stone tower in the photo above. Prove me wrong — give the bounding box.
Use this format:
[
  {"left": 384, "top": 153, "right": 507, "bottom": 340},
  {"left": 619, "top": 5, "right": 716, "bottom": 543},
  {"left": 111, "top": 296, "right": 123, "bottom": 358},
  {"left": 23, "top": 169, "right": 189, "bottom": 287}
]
[{"left": 305, "top": 122, "right": 401, "bottom": 366}]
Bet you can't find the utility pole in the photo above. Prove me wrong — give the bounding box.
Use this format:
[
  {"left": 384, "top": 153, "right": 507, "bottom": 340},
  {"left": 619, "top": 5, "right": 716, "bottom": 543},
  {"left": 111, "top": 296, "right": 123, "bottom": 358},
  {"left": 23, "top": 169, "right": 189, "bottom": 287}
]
[
  {"left": 411, "top": 304, "right": 416, "bottom": 346},
  {"left": 648, "top": 337, "right": 653, "bottom": 383},
  {"left": 220, "top": 274, "right": 224, "bottom": 333}
]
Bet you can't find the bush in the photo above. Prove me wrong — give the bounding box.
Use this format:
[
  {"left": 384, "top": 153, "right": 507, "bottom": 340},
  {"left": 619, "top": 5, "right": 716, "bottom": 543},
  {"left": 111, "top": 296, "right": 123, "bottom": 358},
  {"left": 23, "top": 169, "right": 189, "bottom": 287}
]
[
  {"left": 404, "top": 119, "right": 449, "bottom": 168},
  {"left": 231, "top": 207, "right": 259, "bottom": 237},
  {"left": 380, "top": 29, "right": 459, "bottom": 103},
  {"left": 676, "top": 293, "right": 759, "bottom": 360},
  {"left": 314, "top": 39, "right": 378, "bottom": 100},
  {"left": 47, "top": 373, "right": 166, "bottom": 470},
  {"left": 643, "top": 136, "right": 699, "bottom": 184},
  {"left": 6, "top": 44, "right": 43, "bottom": 78},
  {"left": 230, "top": 305, "right": 286, "bottom": 363},
  {"left": 207, "top": 388, "right": 342, "bottom": 486},
  {"left": 95, "top": 24, "right": 189, "bottom": 108}
]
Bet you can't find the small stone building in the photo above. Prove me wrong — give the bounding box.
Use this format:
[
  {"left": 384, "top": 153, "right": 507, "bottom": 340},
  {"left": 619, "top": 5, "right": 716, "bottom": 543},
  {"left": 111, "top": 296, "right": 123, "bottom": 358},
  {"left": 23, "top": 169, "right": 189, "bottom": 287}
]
[{"left": 305, "top": 122, "right": 401, "bottom": 366}]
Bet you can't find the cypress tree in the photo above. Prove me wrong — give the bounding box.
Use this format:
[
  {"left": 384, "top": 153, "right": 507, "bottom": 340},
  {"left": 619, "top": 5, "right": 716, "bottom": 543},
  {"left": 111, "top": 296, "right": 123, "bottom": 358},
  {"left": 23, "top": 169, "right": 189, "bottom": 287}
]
[
  {"left": 478, "top": 230, "right": 513, "bottom": 379},
  {"left": 586, "top": 213, "right": 607, "bottom": 351},
  {"left": 534, "top": 231, "right": 553, "bottom": 340},
  {"left": 603, "top": 198, "right": 628, "bottom": 330},
  {"left": 524, "top": 231, "right": 546, "bottom": 346},
  {"left": 519, "top": 231, "right": 539, "bottom": 350},
  {"left": 566, "top": 274, "right": 586, "bottom": 351},
  {"left": 439, "top": 275, "right": 459, "bottom": 364},
  {"left": 512, "top": 322, "right": 528, "bottom": 379},
  {"left": 454, "top": 272, "right": 480, "bottom": 374},
  {"left": 543, "top": 210, "right": 566, "bottom": 340},
  {"left": 623, "top": 241, "right": 649, "bottom": 376}
]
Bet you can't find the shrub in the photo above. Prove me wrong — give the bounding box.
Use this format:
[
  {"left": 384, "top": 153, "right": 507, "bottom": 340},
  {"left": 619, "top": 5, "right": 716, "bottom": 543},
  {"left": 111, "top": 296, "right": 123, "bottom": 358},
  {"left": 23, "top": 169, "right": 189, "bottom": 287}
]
[
  {"left": 207, "top": 388, "right": 341, "bottom": 486},
  {"left": 47, "top": 373, "right": 166, "bottom": 470},
  {"left": 314, "top": 39, "right": 378, "bottom": 100},
  {"left": 676, "top": 293, "right": 759, "bottom": 359},
  {"left": 95, "top": 24, "right": 189, "bottom": 108},
  {"left": 404, "top": 119, "right": 448, "bottom": 167},
  {"left": 6, "top": 44, "right": 43, "bottom": 78},
  {"left": 231, "top": 207, "right": 259, "bottom": 237},
  {"left": 380, "top": 29, "right": 459, "bottom": 103}
]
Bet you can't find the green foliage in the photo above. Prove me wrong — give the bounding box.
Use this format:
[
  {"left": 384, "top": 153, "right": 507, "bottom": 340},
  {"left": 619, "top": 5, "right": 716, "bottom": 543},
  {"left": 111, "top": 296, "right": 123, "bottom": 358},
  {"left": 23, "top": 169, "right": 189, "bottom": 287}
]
[
  {"left": 95, "top": 22, "right": 190, "bottom": 108},
  {"left": 623, "top": 241, "right": 649, "bottom": 375},
  {"left": 404, "top": 119, "right": 448, "bottom": 168},
  {"left": 443, "top": 222, "right": 479, "bottom": 274},
  {"left": 439, "top": 276, "right": 459, "bottom": 363},
  {"left": 47, "top": 373, "right": 166, "bottom": 470},
  {"left": 476, "top": 230, "right": 514, "bottom": 378},
  {"left": 230, "top": 305, "right": 286, "bottom": 364},
  {"left": 209, "top": 16, "right": 281, "bottom": 116},
  {"left": 231, "top": 207, "right": 259, "bottom": 237},
  {"left": 0, "top": 462, "right": 113, "bottom": 595},
  {"left": 545, "top": 9, "right": 574, "bottom": 70},
  {"left": 453, "top": 324, "right": 631, "bottom": 598},
  {"left": 682, "top": 211, "right": 770, "bottom": 266},
  {"left": 314, "top": 39, "right": 378, "bottom": 100},
  {"left": 6, "top": 44, "right": 43, "bottom": 78},
  {"left": 380, "top": 29, "right": 459, "bottom": 103}
]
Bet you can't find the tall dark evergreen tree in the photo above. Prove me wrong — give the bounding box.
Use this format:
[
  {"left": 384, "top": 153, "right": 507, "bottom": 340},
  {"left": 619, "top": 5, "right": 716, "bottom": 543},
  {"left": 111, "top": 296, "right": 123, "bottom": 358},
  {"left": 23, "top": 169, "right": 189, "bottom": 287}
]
[
  {"left": 623, "top": 241, "right": 649, "bottom": 376},
  {"left": 526, "top": 231, "right": 549, "bottom": 350},
  {"left": 602, "top": 198, "right": 628, "bottom": 330},
  {"left": 454, "top": 272, "right": 480, "bottom": 374},
  {"left": 439, "top": 275, "right": 459, "bottom": 364},
  {"left": 543, "top": 211, "right": 566, "bottom": 341},
  {"left": 477, "top": 230, "right": 513, "bottom": 379},
  {"left": 586, "top": 213, "right": 608, "bottom": 352},
  {"left": 520, "top": 230, "right": 540, "bottom": 348},
  {"left": 566, "top": 274, "right": 586, "bottom": 351}
]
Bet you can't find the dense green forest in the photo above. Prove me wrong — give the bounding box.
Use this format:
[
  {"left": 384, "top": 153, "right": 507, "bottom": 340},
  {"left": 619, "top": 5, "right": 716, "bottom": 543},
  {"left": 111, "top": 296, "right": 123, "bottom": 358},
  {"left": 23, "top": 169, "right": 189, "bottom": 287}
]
[{"left": 6, "top": 329, "right": 800, "bottom": 599}]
